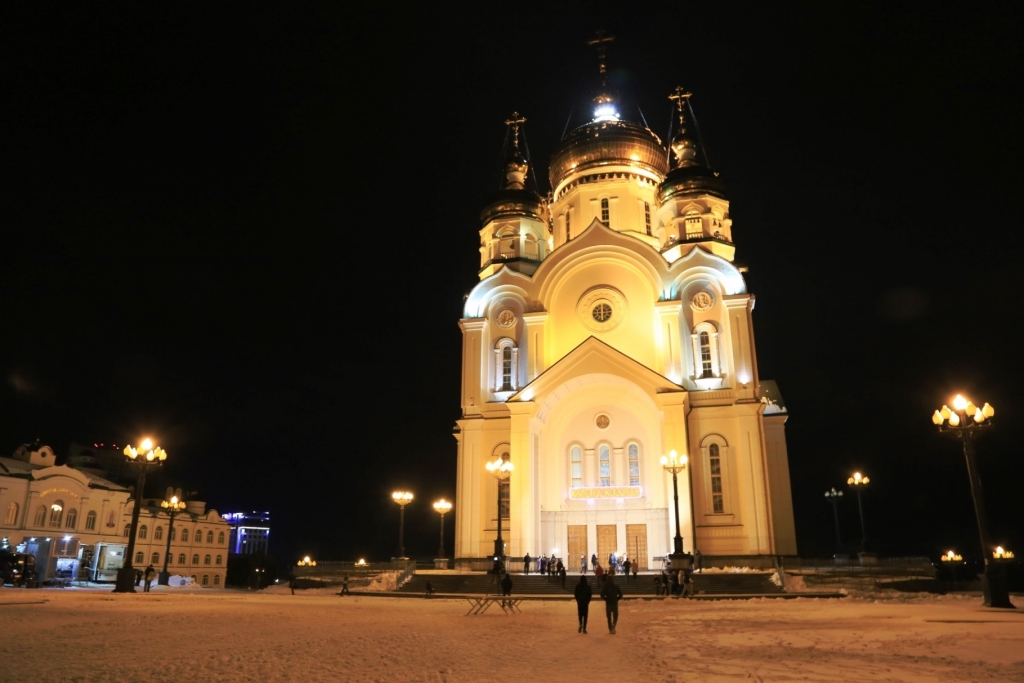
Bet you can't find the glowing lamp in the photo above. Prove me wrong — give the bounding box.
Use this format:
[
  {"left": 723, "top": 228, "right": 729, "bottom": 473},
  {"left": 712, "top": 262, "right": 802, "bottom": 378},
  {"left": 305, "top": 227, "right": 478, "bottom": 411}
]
[
  {"left": 948, "top": 412, "right": 960, "bottom": 427},
  {"left": 953, "top": 394, "right": 968, "bottom": 411}
]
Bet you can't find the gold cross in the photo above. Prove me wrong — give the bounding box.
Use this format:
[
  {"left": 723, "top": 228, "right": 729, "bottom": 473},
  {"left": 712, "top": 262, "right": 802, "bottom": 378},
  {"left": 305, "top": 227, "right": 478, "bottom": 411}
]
[
  {"left": 505, "top": 111, "right": 526, "bottom": 150},
  {"left": 586, "top": 30, "right": 616, "bottom": 83}
]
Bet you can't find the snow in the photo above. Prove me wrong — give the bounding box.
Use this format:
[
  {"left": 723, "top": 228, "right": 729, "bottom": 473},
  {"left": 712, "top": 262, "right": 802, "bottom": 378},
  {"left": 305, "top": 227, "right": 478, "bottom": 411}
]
[{"left": 1, "top": 585, "right": 1022, "bottom": 682}]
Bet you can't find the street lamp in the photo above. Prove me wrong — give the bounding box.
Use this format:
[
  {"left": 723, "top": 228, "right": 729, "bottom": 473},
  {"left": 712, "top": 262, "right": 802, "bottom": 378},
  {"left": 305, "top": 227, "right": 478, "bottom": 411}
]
[
  {"left": 933, "top": 394, "right": 1013, "bottom": 608},
  {"left": 660, "top": 449, "right": 688, "bottom": 560},
  {"left": 485, "top": 456, "right": 513, "bottom": 559},
  {"left": 433, "top": 499, "right": 452, "bottom": 560},
  {"left": 158, "top": 489, "right": 186, "bottom": 586},
  {"left": 392, "top": 491, "right": 414, "bottom": 559},
  {"left": 846, "top": 472, "right": 869, "bottom": 554},
  {"left": 824, "top": 487, "right": 844, "bottom": 555},
  {"left": 113, "top": 438, "right": 167, "bottom": 593},
  {"left": 297, "top": 556, "right": 317, "bottom": 567}
]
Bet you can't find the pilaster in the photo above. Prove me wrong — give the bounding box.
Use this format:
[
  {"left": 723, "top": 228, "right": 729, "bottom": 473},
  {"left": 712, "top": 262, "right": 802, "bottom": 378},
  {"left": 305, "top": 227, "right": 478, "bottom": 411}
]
[
  {"left": 459, "top": 319, "right": 487, "bottom": 416},
  {"left": 522, "top": 312, "right": 548, "bottom": 384},
  {"left": 507, "top": 401, "right": 538, "bottom": 557}
]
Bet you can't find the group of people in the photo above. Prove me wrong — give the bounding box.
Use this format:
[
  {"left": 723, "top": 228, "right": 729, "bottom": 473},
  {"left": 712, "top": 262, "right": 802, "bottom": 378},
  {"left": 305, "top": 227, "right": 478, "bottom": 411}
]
[
  {"left": 522, "top": 553, "right": 568, "bottom": 588},
  {"left": 573, "top": 572, "right": 622, "bottom": 634}
]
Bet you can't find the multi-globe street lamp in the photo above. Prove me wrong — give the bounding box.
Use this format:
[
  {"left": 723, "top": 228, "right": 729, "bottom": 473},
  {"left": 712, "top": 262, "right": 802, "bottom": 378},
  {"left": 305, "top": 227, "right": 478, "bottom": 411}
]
[
  {"left": 433, "top": 499, "right": 452, "bottom": 560},
  {"left": 113, "top": 438, "right": 167, "bottom": 593},
  {"left": 485, "top": 457, "right": 513, "bottom": 559},
  {"left": 660, "top": 449, "right": 688, "bottom": 560},
  {"left": 824, "top": 487, "right": 844, "bottom": 554},
  {"left": 297, "top": 556, "right": 317, "bottom": 567},
  {"left": 158, "top": 490, "right": 186, "bottom": 586},
  {"left": 392, "top": 491, "right": 414, "bottom": 560},
  {"left": 932, "top": 394, "right": 1013, "bottom": 608},
  {"left": 847, "top": 472, "right": 870, "bottom": 554}
]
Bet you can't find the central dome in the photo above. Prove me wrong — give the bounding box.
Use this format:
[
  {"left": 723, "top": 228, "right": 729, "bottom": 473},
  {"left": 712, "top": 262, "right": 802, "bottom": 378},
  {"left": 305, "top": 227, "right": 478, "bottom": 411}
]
[{"left": 548, "top": 119, "right": 669, "bottom": 191}]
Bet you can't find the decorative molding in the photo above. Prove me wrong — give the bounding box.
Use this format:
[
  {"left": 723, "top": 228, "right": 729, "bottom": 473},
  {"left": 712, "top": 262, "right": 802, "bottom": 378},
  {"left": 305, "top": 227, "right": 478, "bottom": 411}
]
[
  {"left": 569, "top": 485, "right": 642, "bottom": 500},
  {"left": 496, "top": 309, "right": 516, "bottom": 328},
  {"left": 690, "top": 289, "right": 715, "bottom": 311},
  {"left": 577, "top": 286, "right": 627, "bottom": 333}
]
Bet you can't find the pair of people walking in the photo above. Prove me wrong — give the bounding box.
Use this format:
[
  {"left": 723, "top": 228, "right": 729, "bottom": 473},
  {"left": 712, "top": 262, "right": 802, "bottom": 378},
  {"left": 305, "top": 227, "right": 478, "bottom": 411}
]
[{"left": 573, "top": 573, "right": 623, "bottom": 635}]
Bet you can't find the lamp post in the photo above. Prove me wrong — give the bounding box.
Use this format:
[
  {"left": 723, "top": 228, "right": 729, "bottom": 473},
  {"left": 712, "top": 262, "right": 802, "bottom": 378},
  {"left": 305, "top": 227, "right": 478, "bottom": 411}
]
[
  {"left": 847, "top": 472, "right": 869, "bottom": 554},
  {"left": 824, "top": 487, "right": 844, "bottom": 555},
  {"left": 660, "top": 449, "right": 688, "bottom": 560},
  {"left": 158, "top": 489, "right": 186, "bottom": 586},
  {"left": 433, "top": 499, "right": 452, "bottom": 560},
  {"left": 932, "top": 394, "right": 1013, "bottom": 608},
  {"left": 941, "top": 550, "right": 964, "bottom": 586},
  {"left": 113, "top": 438, "right": 167, "bottom": 593},
  {"left": 392, "top": 491, "right": 413, "bottom": 559},
  {"left": 485, "top": 457, "right": 513, "bottom": 559},
  {"left": 297, "top": 556, "right": 317, "bottom": 567}
]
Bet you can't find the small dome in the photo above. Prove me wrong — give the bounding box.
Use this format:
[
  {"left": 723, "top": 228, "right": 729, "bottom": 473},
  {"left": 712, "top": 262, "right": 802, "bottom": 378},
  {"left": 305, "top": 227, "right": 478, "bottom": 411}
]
[
  {"left": 480, "top": 188, "right": 546, "bottom": 226},
  {"left": 657, "top": 165, "right": 728, "bottom": 203},
  {"left": 549, "top": 119, "right": 668, "bottom": 191}
]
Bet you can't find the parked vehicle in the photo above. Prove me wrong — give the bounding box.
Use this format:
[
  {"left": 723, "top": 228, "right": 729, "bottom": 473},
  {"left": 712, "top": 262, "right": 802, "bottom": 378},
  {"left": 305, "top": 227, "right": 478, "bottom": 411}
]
[{"left": 0, "top": 551, "right": 37, "bottom": 587}]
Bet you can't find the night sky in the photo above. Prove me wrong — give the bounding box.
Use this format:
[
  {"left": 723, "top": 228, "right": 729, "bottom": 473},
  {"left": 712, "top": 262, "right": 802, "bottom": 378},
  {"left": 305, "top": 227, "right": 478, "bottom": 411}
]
[{"left": 4, "top": 4, "right": 1022, "bottom": 566}]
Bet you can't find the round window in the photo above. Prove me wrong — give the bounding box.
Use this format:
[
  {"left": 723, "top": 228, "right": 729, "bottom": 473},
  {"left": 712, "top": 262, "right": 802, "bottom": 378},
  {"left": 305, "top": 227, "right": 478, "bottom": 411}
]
[{"left": 592, "top": 303, "right": 612, "bottom": 322}]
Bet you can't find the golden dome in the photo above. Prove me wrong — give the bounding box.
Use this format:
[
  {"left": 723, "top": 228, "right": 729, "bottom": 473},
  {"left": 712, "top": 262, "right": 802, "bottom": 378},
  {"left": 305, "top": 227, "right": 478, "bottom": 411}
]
[{"left": 548, "top": 119, "right": 668, "bottom": 191}]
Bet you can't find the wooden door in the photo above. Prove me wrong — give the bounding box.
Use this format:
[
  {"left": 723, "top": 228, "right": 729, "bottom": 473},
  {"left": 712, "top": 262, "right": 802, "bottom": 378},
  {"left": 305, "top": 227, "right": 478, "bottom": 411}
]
[
  {"left": 597, "top": 524, "right": 617, "bottom": 571},
  {"left": 626, "top": 524, "right": 648, "bottom": 571},
  {"left": 567, "top": 525, "right": 587, "bottom": 570}
]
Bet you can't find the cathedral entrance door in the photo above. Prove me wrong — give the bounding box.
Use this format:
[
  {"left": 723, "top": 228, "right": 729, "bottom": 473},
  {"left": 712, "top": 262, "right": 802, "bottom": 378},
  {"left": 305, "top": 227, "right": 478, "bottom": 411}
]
[
  {"left": 597, "top": 524, "right": 617, "bottom": 571},
  {"left": 626, "top": 524, "right": 648, "bottom": 571},
  {"left": 567, "top": 525, "right": 587, "bottom": 569}
]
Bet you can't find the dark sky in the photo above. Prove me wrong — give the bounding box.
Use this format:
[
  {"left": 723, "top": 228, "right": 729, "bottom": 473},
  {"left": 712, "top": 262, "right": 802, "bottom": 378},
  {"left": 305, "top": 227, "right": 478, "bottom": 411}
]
[{"left": 3, "top": 3, "right": 1022, "bottom": 566}]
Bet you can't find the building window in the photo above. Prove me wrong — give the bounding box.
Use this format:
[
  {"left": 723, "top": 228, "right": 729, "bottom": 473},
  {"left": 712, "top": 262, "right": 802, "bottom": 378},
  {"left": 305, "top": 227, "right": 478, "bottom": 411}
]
[
  {"left": 499, "top": 452, "right": 510, "bottom": 519},
  {"left": 565, "top": 212, "right": 571, "bottom": 242},
  {"left": 217, "top": 531, "right": 225, "bottom": 544},
  {"left": 691, "top": 322, "right": 722, "bottom": 380},
  {"left": 494, "top": 339, "right": 518, "bottom": 392},
  {"left": 207, "top": 531, "right": 213, "bottom": 543},
  {"left": 5, "top": 503, "right": 19, "bottom": 526},
  {"left": 685, "top": 211, "right": 702, "bottom": 239},
  {"left": 152, "top": 552, "right": 160, "bottom": 564},
  {"left": 181, "top": 528, "right": 189, "bottom": 542},
  {"left": 169, "top": 527, "right": 176, "bottom": 541},
  {"left": 699, "top": 331, "right": 713, "bottom": 378},
  {"left": 85, "top": 510, "right": 96, "bottom": 530},
  {"left": 48, "top": 501, "right": 64, "bottom": 528},
  {"left": 204, "top": 554, "right": 211, "bottom": 565},
  {"left": 135, "top": 551, "right": 144, "bottom": 563},
  {"left": 192, "top": 554, "right": 199, "bottom": 565},
  {"left": 216, "top": 555, "right": 223, "bottom": 565},
  {"left": 570, "top": 446, "right": 582, "bottom": 488},
  {"left": 139, "top": 525, "right": 148, "bottom": 540},
  {"left": 64, "top": 508, "right": 78, "bottom": 529},
  {"left": 194, "top": 530, "right": 201, "bottom": 543},
  {"left": 628, "top": 443, "right": 640, "bottom": 486},
  {"left": 214, "top": 574, "right": 220, "bottom": 586},
  {"left": 202, "top": 575, "right": 209, "bottom": 586},
  {"left": 106, "top": 511, "right": 116, "bottom": 528},
  {"left": 33, "top": 505, "right": 46, "bottom": 527},
  {"left": 600, "top": 198, "right": 609, "bottom": 225},
  {"left": 710, "top": 443, "right": 724, "bottom": 513},
  {"left": 599, "top": 445, "right": 611, "bottom": 486},
  {"left": 154, "top": 526, "right": 163, "bottom": 541},
  {"left": 178, "top": 553, "right": 186, "bottom": 565},
  {"left": 124, "top": 524, "right": 131, "bottom": 538},
  {"left": 644, "top": 202, "right": 652, "bottom": 236}
]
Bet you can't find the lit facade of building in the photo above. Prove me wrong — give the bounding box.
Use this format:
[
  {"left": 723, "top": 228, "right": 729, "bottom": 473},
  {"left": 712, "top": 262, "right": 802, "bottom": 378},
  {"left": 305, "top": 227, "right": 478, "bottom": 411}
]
[
  {"left": 0, "top": 443, "right": 230, "bottom": 587},
  {"left": 222, "top": 511, "right": 270, "bottom": 555},
  {"left": 454, "top": 69, "right": 797, "bottom": 568}
]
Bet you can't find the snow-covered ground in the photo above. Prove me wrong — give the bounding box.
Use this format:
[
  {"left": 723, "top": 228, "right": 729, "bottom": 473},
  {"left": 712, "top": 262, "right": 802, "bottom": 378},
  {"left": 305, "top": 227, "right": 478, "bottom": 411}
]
[{"left": 1, "top": 584, "right": 1022, "bottom": 682}]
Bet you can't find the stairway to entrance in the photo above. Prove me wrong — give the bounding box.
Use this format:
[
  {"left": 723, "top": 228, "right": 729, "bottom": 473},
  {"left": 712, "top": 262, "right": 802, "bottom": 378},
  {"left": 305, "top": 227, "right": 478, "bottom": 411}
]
[{"left": 397, "top": 571, "right": 783, "bottom": 596}]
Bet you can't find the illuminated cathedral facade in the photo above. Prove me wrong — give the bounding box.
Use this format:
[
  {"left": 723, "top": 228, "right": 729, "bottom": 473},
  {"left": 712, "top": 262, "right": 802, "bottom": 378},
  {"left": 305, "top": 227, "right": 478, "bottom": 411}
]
[{"left": 453, "top": 58, "right": 797, "bottom": 568}]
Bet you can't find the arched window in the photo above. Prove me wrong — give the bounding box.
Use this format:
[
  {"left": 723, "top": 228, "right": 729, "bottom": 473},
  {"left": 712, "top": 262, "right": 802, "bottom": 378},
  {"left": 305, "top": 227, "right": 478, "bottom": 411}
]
[
  {"left": 106, "top": 511, "right": 116, "bottom": 528},
  {"left": 600, "top": 198, "right": 610, "bottom": 225},
  {"left": 192, "top": 554, "right": 199, "bottom": 565},
  {"left": 5, "top": 502, "right": 19, "bottom": 525},
  {"left": 178, "top": 553, "right": 186, "bottom": 565},
  {"left": 213, "top": 574, "right": 221, "bottom": 586},
  {"left": 181, "top": 528, "right": 189, "bottom": 542},
  {"left": 194, "top": 529, "right": 202, "bottom": 544},
  {"left": 202, "top": 574, "right": 209, "bottom": 586},
  {"left": 565, "top": 211, "right": 571, "bottom": 242},
  {"left": 154, "top": 526, "right": 163, "bottom": 541},
  {"left": 570, "top": 446, "right": 582, "bottom": 488},
  {"left": 691, "top": 322, "right": 722, "bottom": 380},
  {"left": 135, "top": 551, "right": 144, "bottom": 563},
  {"left": 216, "top": 555, "right": 223, "bottom": 565},
  {"left": 124, "top": 524, "right": 131, "bottom": 538},
  {"left": 85, "top": 511, "right": 97, "bottom": 530},
  {"left": 217, "top": 531, "right": 225, "bottom": 544},
  {"left": 139, "top": 525, "right": 148, "bottom": 540},
  {"left": 33, "top": 505, "right": 46, "bottom": 527},
  {"left": 48, "top": 501, "right": 64, "bottom": 528},
  {"left": 524, "top": 234, "right": 539, "bottom": 259},
  {"left": 628, "top": 443, "right": 640, "bottom": 486},
  {"left": 685, "top": 210, "right": 703, "bottom": 239},
  {"left": 152, "top": 552, "right": 160, "bottom": 564},
  {"left": 65, "top": 508, "right": 78, "bottom": 529},
  {"left": 709, "top": 444, "right": 724, "bottom": 513},
  {"left": 206, "top": 531, "right": 214, "bottom": 543},
  {"left": 599, "top": 445, "right": 611, "bottom": 486},
  {"left": 494, "top": 339, "right": 518, "bottom": 392},
  {"left": 204, "top": 554, "right": 211, "bottom": 565},
  {"left": 644, "top": 202, "right": 652, "bottom": 236}
]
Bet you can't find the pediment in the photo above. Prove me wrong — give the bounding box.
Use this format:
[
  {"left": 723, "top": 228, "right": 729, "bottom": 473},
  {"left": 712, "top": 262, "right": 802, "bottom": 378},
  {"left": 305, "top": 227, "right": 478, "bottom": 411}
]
[{"left": 32, "top": 465, "right": 92, "bottom": 488}]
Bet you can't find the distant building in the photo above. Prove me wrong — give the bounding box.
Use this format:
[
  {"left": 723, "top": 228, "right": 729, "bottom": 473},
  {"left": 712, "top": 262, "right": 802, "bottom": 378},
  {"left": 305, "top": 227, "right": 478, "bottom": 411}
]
[
  {"left": 66, "top": 442, "right": 137, "bottom": 488},
  {"left": 1, "top": 442, "right": 230, "bottom": 588},
  {"left": 222, "top": 511, "right": 270, "bottom": 555}
]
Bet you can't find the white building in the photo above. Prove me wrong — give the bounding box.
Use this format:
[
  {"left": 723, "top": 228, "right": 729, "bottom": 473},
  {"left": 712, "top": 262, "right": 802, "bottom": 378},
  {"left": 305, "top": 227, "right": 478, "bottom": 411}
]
[
  {"left": 454, "top": 74, "right": 797, "bottom": 569},
  {"left": 0, "top": 442, "right": 230, "bottom": 587}
]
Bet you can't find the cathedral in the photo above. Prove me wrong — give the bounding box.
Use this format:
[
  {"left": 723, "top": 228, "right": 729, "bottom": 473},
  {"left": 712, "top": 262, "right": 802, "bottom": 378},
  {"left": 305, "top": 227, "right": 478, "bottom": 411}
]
[{"left": 453, "top": 50, "right": 796, "bottom": 569}]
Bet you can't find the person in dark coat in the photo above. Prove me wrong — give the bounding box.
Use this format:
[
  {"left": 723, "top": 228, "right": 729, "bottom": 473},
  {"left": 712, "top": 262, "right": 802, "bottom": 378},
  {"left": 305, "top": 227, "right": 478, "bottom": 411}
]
[
  {"left": 622, "top": 558, "right": 632, "bottom": 582},
  {"left": 143, "top": 565, "right": 156, "bottom": 592},
  {"left": 288, "top": 574, "right": 297, "bottom": 595},
  {"left": 600, "top": 573, "right": 623, "bottom": 634},
  {"left": 500, "top": 572, "right": 513, "bottom": 608},
  {"left": 340, "top": 574, "right": 351, "bottom": 596},
  {"left": 591, "top": 553, "right": 598, "bottom": 571},
  {"left": 559, "top": 565, "right": 567, "bottom": 589},
  {"left": 573, "top": 574, "right": 592, "bottom": 633},
  {"left": 523, "top": 553, "right": 531, "bottom": 575}
]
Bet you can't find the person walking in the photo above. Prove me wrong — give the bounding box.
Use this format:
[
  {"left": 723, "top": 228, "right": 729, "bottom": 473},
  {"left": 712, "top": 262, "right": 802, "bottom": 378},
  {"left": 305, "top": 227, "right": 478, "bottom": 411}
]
[
  {"left": 580, "top": 554, "right": 587, "bottom": 574},
  {"left": 500, "top": 571, "right": 513, "bottom": 609},
  {"left": 288, "top": 574, "right": 297, "bottom": 595},
  {"left": 594, "top": 563, "right": 604, "bottom": 586},
  {"left": 524, "top": 552, "right": 531, "bottom": 575},
  {"left": 574, "top": 574, "right": 592, "bottom": 633},
  {"left": 622, "top": 557, "right": 632, "bottom": 583},
  {"left": 632, "top": 561, "right": 639, "bottom": 582},
  {"left": 143, "top": 565, "right": 156, "bottom": 592},
  {"left": 591, "top": 553, "right": 598, "bottom": 571},
  {"left": 559, "top": 565, "right": 567, "bottom": 589},
  {"left": 600, "top": 573, "right": 623, "bottom": 634},
  {"left": 340, "top": 574, "right": 351, "bottom": 596}
]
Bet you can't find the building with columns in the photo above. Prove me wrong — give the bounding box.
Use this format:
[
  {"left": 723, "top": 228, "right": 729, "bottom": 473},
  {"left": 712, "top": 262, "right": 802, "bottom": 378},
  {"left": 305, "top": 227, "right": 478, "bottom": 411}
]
[{"left": 453, "top": 65, "right": 797, "bottom": 569}]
